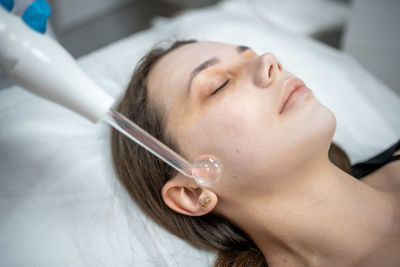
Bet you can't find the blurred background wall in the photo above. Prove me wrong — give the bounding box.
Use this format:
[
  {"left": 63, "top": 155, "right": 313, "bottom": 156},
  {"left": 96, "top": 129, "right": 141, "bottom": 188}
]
[
  {"left": 23, "top": 0, "right": 400, "bottom": 96},
  {"left": 47, "top": 0, "right": 220, "bottom": 57},
  {"left": 341, "top": 0, "right": 400, "bottom": 96}
]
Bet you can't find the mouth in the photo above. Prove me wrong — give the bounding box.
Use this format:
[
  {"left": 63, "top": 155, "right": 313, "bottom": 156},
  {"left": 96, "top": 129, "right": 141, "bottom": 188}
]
[{"left": 279, "top": 77, "right": 311, "bottom": 114}]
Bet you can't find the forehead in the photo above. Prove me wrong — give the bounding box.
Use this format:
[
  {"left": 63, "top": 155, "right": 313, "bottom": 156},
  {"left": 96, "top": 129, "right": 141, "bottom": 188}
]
[{"left": 147, "top": 42, "right": 237, "bottom": 108}]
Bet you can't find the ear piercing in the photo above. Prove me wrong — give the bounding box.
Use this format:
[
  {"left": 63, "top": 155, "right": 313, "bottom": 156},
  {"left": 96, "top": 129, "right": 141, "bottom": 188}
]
[{"left": 201, "top": 197, "right": 211, "bottom": 209}]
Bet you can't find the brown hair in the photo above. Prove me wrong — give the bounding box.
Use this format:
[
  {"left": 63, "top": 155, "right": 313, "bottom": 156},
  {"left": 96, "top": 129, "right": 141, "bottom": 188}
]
[{"left": 110, "top": 40, "right": 351, "bottom": 267}]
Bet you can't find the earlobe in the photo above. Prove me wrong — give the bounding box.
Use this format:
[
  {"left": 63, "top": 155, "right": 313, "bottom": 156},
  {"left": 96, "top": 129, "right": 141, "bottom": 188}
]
[
  {"left": 161, "top": 176, "right": 217, "bottom": 216},
  {"left": 201, "top": 196, "right": 211, "bottom": 209}
]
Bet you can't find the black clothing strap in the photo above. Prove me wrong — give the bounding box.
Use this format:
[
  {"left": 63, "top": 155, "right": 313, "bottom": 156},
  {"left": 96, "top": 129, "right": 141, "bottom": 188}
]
[{"left": 351, "top": 139, "right": 400, "bottom": 179}]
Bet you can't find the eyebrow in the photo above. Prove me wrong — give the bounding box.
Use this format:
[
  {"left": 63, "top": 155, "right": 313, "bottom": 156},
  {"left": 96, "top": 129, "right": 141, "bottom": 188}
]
[
  {"left": 236, "top": 45, "right": 250, "bottom": 53},
  {"left": 186, "top": 45, "right": 251, "bottom": 94}
]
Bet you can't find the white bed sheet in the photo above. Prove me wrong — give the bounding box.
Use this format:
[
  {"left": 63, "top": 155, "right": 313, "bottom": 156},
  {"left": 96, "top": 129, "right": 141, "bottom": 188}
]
[{"left": 1, "top": 0, "right": 399, "bottom": 266}]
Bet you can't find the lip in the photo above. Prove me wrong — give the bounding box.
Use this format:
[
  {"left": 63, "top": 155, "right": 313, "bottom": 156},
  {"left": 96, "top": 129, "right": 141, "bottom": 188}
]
[{"left": 279, "top": 77, "right": 308, "bottom": 114}]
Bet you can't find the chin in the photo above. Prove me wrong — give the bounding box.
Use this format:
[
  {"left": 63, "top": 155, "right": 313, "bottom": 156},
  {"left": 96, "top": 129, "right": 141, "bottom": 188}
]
[
  {"left": 287, "top": 96, "right": 336, "bottom": 135},
  {"left": 315, "top": 103, "right": 336, "bottom": 136},
  {"left": 304, "top": 103, "right": 337, "bottom": 156},
  {"left": 285, "top": 99, "right": 337, "bottom": 159}
]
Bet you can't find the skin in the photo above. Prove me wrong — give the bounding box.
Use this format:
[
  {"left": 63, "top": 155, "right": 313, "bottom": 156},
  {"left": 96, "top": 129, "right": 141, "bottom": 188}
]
[{"left": 147, "top": 42, "right": 400, "bottom": 266}]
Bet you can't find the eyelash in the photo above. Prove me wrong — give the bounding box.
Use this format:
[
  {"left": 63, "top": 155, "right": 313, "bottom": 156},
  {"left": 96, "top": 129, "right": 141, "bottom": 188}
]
[{"left": 211, "top": 80, "right": 229, "bottom": 96}]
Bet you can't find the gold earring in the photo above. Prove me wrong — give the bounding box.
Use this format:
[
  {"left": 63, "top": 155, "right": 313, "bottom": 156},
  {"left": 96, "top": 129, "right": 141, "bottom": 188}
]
[{"left": 202, "top": 197, "right": 211, "bottom": 209}]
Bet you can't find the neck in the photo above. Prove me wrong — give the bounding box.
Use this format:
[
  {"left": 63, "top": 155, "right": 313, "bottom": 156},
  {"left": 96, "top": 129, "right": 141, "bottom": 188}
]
[{"left": 225, "top": 157, "right": 398, "bottom": 266}]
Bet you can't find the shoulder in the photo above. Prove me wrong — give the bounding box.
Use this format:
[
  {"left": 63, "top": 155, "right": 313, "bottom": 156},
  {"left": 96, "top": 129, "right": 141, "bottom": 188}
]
[{"left": 361, "top": 149, "right": 400, "bottom": 198}]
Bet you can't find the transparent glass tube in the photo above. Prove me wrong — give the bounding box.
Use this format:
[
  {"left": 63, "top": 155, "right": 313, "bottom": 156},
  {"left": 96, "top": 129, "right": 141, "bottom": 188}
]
[{"left": 104, "top": 108, "right": 221, "bottom": 186}]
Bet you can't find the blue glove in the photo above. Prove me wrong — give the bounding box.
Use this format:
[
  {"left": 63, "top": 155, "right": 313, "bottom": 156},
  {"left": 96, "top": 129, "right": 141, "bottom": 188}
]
[
  {"left": 0, "top": 0, "right": 51, "bottom": 34},
  {"left": 0, "top": 0, "right": 13, "bottom": 11},
  {"left": 22, "top": 0, "right": 51, "bottom": 33}
]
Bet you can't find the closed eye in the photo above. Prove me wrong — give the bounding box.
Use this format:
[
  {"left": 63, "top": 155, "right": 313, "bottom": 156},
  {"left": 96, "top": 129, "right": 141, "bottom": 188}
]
[{"left": 211, "top": 80, "right": 229, "bottom": 96}]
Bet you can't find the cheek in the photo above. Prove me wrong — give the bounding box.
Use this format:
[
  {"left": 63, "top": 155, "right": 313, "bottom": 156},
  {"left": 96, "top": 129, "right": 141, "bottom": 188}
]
[{"left": 180, "top": 95, "right": 280, "bottom": 176}]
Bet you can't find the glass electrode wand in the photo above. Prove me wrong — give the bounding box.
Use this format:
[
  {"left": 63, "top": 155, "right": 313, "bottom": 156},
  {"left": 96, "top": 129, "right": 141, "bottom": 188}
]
[
  {"left": 0, "top": 7, "right": 222, "bottom": 186},
  {"left": 104, "top": 109, "right": 221, "bottom": 186}
]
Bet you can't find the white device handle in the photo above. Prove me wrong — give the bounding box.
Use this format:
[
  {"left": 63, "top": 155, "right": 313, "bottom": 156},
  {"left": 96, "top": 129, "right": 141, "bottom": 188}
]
[{"left": 0, "top": 7, "right": 114, "bottom": 123}]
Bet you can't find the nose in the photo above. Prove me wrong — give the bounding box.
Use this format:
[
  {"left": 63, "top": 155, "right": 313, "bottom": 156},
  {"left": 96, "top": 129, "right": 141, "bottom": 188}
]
[{"left": 252, "top": 53, "right": 282, "bottom": 88}]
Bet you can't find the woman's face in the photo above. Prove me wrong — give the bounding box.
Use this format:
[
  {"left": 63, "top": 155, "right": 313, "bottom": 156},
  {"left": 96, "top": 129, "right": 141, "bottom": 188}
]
[{"left": 148, "top": 42, "right": 336, "bottom": 198}]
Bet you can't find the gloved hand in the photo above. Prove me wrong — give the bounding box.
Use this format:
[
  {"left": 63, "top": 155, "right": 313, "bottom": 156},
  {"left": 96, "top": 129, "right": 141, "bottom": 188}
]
[
  {"left": 0, "top": 0, "right": 51, "bottom": 33},
  {"left": 0, "top": 0, "right": 51, "bottom": 89}
]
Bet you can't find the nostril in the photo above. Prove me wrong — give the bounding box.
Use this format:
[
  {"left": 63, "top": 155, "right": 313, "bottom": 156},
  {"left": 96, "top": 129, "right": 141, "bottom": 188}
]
[
  {"left": 278, "top": 63, "right": 282, "bottom": 71},
  {"left": 268, "top": 65, "right": 274, "bottom": 78}
]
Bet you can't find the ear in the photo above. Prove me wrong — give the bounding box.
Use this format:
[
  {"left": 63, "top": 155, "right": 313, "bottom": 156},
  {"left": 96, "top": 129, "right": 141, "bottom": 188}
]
[{"left": 161, "top": 175, "right": 218, "bottom": 216}]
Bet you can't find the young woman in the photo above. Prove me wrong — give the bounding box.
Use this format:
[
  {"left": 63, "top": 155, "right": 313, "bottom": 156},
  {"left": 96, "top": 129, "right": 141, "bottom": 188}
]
[{"left": 111, "top": 40, "right": 400, "bottom": 267}]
